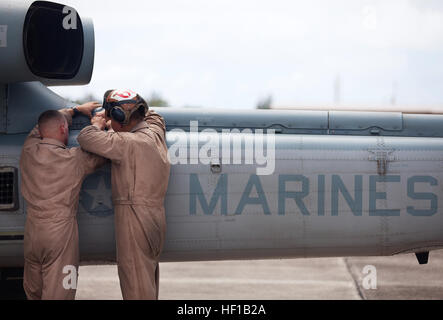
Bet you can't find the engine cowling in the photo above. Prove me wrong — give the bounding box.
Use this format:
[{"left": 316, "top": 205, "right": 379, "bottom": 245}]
[{"left": 0, "top": 0, "right": 94, "bottom": 86}]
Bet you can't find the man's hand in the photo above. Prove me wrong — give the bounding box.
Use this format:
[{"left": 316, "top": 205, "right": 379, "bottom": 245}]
[
  {"left": 95, "top": 110, "right": 106, "bottom": 118},
  {"left": 95, "top": 109, "right": 112, "bottom": 122},
  {"left": 92, "top": 109, "right": 112, "bottom": 130},
  {"left": 105, "top": 120, "right": 112, "bottom": 130},
  {"left": 76, "top": 101, "right": 102, "bottom": 118},
  {"left": 91, "top": 115, "right": 106, "bottom": 130}
]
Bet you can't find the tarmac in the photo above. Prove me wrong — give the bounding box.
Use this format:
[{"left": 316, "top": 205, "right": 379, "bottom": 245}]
[{"left": 75, "top": 249, "right": 443, "bottom": 300}]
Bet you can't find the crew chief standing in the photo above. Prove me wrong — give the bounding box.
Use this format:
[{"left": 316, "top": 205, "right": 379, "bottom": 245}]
[
  {"left": 20, "top": 102, "right": 105, "bottom": 300},
  {"left": 77, "top": 89, "right": 170, "bottom": 300}
]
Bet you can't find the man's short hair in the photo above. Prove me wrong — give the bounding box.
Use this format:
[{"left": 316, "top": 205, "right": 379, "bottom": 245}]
[{"left": 38, "top": 110, "right": 66, "bottom": 130}]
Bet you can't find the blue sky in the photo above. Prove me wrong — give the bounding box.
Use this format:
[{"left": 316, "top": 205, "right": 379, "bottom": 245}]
[{"left": 52, "top": 0, "right": 443, "bottom": 109}]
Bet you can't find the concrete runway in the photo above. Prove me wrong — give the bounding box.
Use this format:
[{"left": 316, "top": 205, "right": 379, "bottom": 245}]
[{"left": 75, "top": 249, "right": 443, "bottom": 300}]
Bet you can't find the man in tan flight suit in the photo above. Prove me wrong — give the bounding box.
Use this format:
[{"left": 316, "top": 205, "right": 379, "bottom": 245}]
[
  {"left": 20, "top": 102, "right": 105, "bottom": 300},
  {"left": 77, "top": 89, "right": 170, "bottom": 300}
]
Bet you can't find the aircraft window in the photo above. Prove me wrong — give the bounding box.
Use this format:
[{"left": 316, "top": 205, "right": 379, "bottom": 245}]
[
  {"left": 23, "top": 1, "right": 84, "bottom": 79},
  {"left": 0, "top": 167, "right": 19, "bottom": 211}
]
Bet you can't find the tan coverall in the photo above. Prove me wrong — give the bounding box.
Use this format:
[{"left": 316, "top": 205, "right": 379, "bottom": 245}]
[
  {"left": 77, "top": 110, "right": 170, "bottom": 300},
  {"left": 20, "top": 110, "right": 105, "bottom": 300}
]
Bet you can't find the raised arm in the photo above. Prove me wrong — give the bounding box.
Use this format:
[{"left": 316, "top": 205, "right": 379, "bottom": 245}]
[
  {"left": 75, "top": 148, "right": 108, "bottom": 176},
  {"left": 25, "top": 124, "right": 41, "bottom": 141},
  {"left": 59, "top": 108, "right": 74, "bottom": 126},
  {"left": 77, "top": 125, "right": 125, "bottom": 162},
  {"left": 145, "top": 109, "right": 166, "bottom": 138}
]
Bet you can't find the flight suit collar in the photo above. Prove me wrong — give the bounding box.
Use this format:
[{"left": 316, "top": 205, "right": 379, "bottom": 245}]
[
  {"left": 130, "top": 120, "right": 149, "bottom": 133},
  {"left": 39, "top": 137, "right": 67, "bottom": 149}
]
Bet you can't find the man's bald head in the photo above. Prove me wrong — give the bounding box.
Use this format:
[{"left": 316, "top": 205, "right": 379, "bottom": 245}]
[{"left": 38, "top": 110, "right": 69, "bottom": 144}]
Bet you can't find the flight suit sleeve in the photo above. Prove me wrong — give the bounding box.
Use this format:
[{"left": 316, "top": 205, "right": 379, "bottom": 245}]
[
  {"left": 58, "top": 108, "right": 73, "bottom": 126},
  {"left": 77, "top": 126, "right": 126, "bottom": 162},
  {"left": 66, "top": 108, "right": 109, "bottom": 174},
  {"left": 75, "top": 149, "right": 108, "bottom": 176},
  {"left": 23, "top": 124, "right": 41, "bottom": 147},
  {"left": 144, "top": 110, "right": 166, "bottom": 138}
]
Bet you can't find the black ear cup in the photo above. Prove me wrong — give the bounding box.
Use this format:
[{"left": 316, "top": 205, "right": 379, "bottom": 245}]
[{"left": 110, "top": 107, "right": 127, "bottom": 123}]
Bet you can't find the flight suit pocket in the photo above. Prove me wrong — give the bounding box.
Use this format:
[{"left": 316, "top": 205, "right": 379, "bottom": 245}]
[
  {"left": 131, "top": 206, "right": 166, "bottom": 259},
  {"left": 146, "top": 209, "right": 165, "bottom": 258}
]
